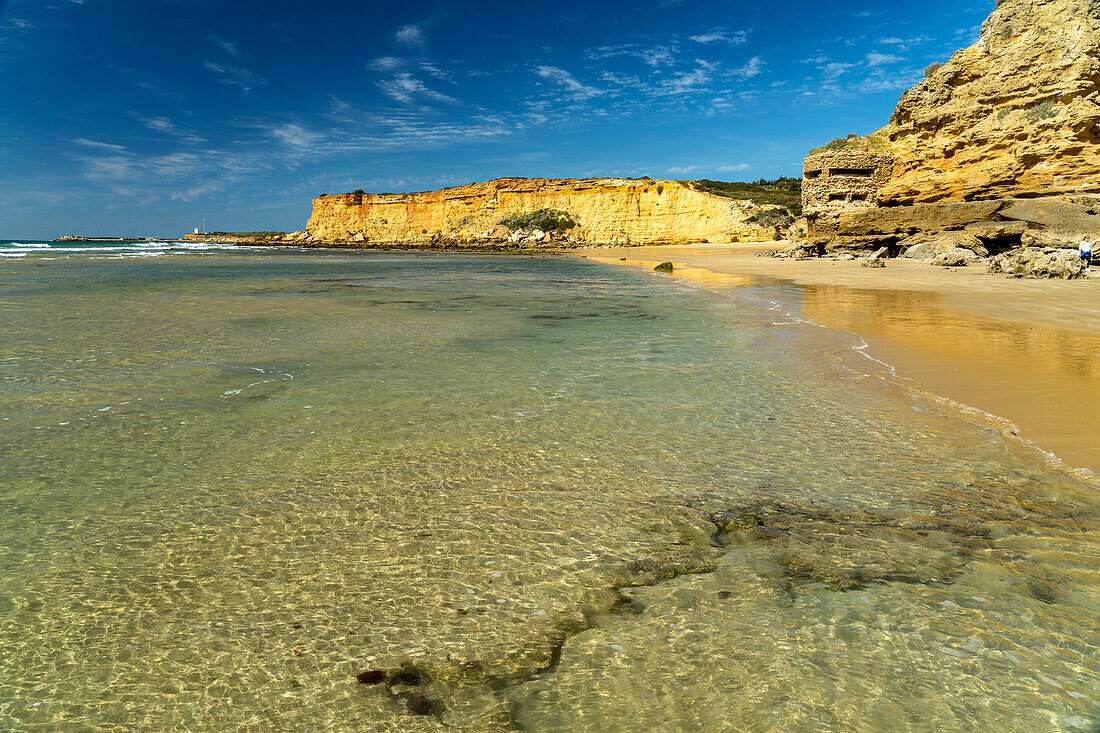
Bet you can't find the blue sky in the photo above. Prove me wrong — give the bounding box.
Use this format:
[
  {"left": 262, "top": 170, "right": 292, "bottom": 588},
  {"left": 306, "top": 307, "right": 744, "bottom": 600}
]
[{"left": 0, "top": 0, "right": 993, "bottom": 238}]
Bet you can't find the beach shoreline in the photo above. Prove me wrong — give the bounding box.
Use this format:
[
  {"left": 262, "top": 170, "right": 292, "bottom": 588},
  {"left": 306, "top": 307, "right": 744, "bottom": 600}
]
[{"left": 577, "top": 242, "right": 1100, "bottom": 479}]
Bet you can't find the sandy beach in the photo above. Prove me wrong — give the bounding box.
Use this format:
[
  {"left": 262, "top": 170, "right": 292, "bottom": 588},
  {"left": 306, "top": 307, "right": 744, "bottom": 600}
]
[{"left": 580, "top": 243, "right": 1100, "bottom": 477}]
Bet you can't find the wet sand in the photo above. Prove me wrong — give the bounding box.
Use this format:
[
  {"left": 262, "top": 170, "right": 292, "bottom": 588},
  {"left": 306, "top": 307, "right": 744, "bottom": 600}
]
[{"left": 579, "top": 243, "right": 1100, "bottom": 477}]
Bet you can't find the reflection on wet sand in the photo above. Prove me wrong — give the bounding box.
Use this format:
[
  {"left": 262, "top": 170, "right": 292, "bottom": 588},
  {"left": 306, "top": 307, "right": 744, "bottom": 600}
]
[
  {"left": 801, "top": 285, "right": 1100, "bottom": 475},
  {"left": 590, "top": 255, "right": 1100, "bottom": 476}
]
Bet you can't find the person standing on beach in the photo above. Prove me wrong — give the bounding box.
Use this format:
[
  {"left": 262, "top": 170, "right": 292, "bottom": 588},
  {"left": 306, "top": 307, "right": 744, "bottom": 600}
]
[{"left": 1081, "top": 235, "right": 1093, "bottom": 271}]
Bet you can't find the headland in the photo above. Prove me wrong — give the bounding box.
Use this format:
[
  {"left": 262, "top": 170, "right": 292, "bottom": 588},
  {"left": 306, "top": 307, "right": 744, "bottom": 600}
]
[{"left": 793, "top": 0, "right": 1100, "bottom": 280}]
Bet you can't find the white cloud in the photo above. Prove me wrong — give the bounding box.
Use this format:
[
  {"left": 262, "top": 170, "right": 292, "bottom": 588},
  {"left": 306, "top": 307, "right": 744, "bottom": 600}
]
[
  {"left": 126, "top": 113, "right": 206, "bottom": 143},
  {"left": 662, "top": 63, "right": 711, "bottom": 94},
  {"left": 669, "top": 163, "right": 748, "bottom": 175},
  {"left": 586, "top": 44, "right": 676, "bottom": 68},
  {"left": 376, "top": 72, "right": 457, "bottom": 104},
  {"left": 420, "top": 62, "right": 454, "bottom": 83},
  {"left": 209, "top": 34, "right": 240, "bottom": 57},
  {"left": 535, "top": 65, "right": 603, "bottom": 100},
  {"left": 268, "top": 123, "right": 323, "bottom": 148},
  {"left": 866, "top": 52, "right": 901, "bottom": 66},
  {"left": 368, "top": 56, "right": 404, "bottom": 72},
  {"left": 327, "top": 95, "right": 353, "bottom": 116},
  {"left": 73, "top": 138, "right": 128, "bottom": 152},
  {"left": 203, "top": 61, "right": 267, "bottom": 92},
  {"left": 395, "top": 24, "right": 423, "bottom": 46},
  {"left": 878, "top": 35, "right": 931, "bottom": 51},
  {"left": 137, "top": 115, "right": 175, "bottom": 132},
  {"left": 689, "top": 29, "right": 747, "bottom": 45},
  {"left": 731, "top": 56, "right": 764, "bottom": 78},
  {"left": 820, "top": 61, "right": 858, "bottom": 78}
]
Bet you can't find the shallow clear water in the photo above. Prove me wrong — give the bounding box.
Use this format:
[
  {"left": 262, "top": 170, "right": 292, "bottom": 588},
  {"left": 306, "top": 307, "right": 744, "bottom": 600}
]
[{"left": 0, "top": 245, "right": 1097, "bottom": 731}]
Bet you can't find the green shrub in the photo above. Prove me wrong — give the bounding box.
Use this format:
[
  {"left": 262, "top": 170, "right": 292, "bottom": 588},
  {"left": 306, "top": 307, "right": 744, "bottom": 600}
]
[
  {"left": 1025, "top": 101, "right": 1057, "bottom": 123},
  {"left": 350, "top": 189, "right": 366, "bottom": 195},
  {"left": 748, "top": 208, "right": 795, "bottom": 228},
  {"left": 498, "top": 208, "right": 577, "bottom": 231},
  {"left": 924, "top": 62, "right": 944, "bottom": 78}
]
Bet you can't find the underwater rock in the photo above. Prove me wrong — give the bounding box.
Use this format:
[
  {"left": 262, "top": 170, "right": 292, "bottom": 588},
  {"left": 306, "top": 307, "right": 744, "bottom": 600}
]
[
  {"left": 356, "top": 669, "right": 386, "bottom": 685},
  {"left": 709, "top": 501, "right": 993, "bottom": 591},
  {"left": 392, "top": 667, "right": 426, "bottom": 686},
  {"left": 404, "top": 692, "right": 434, "bottom": 715},
  {"left": 653, "top": 262, "right": 674, "bottom": 273}
]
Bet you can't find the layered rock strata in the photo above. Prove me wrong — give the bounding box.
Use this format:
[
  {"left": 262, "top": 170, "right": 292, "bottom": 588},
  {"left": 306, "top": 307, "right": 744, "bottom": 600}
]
[
  {"left": 883, "top": 0, "right": 1100, "bottom": 206},
  {"left": 813, "top": 194, "right": 1100, "bottom": 252},
  {"left": 802, "top": 0, "right": 1100, "bottom": 275},
  {"left": 299, "top": 178, "right": 779, "bottom": 247}
]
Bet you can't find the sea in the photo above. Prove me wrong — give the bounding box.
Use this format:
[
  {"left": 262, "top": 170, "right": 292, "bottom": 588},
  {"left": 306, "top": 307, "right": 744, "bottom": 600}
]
[{"left": 1, "top": 239, "right": 1097, "bottom": 731}]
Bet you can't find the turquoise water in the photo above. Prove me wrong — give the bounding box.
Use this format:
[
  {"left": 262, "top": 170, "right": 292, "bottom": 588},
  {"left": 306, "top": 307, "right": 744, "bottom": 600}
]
[{"left": 0, "top": 243, "right": 1097, "bottom": 731}]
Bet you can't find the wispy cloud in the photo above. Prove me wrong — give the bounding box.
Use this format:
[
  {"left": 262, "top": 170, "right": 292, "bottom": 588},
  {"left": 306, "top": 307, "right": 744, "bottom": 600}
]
[
  {"left": 688, "top": 29, "right": 748, "bottom": 45},
  {"left": 203, "top": 61, "right": 267, "bottom": 92},
  {"left": 866, "top": 51, "right": 901, "bottom": 66},
  {"left": 1, "top": 17, "right": 32, "bottom": 30},
  {"left": 878, "top": 35, "right": 931, "bottom": 52},
  {"left": 662, "top": 61, "right": 712, "bottom": 94},
  {"left": 731, "top": 56, "right": 764, "bottom": 78},
  {"left": 815, "top": 60, "right": 859, "bottom": 78},
  {"left": 368, "top": 56, "right": 404, "bottom": 72},
  {"left": 138, "top": 115, "right": 176, "bottom": 132},
  {"left": 209, "top": 33, "right": 240, "bottom": 57},
  {"left": 535, "top": 65, "right": 603, "bottom": 100},
  {"left": 420, "top": 62, "right": 454, "bottom": 83},
  {"left": 395, "top": 23, "right": 424, "bottom": 46},
  {"left": 127, "top": 113, "right": 207, "bottom": 143},
  {"left": 586, "top": 44, "right": 676, "bottom": 68},
  {"left": 267, "top": 122, "right": 324, "bottom": 148},
  {"left": 73, "top": 138, "right": 128, "bottom": 152},
  {"left": 376, "top": 72, "right": 457, "bottom": 104}
]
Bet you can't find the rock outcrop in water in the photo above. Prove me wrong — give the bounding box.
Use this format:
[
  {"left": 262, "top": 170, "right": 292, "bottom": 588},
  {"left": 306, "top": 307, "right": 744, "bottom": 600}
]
[
  {"left": 802, "top": 0, "right": 1100, "bottom": 277},
  {"left": 293, "top": 178, "right": 781, "bottom": 247}
]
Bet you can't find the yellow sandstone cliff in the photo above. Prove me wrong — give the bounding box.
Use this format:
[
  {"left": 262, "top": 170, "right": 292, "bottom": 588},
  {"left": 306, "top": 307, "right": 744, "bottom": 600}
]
[
  {"left": 799, "top": 0, "right": 1100, "bottom": 278},
  {"left": 881, "top": 0, "right": 1100, "bottom": 205},
  {"left": 301, "top": 177, "right": 777, "bottom": 246}
]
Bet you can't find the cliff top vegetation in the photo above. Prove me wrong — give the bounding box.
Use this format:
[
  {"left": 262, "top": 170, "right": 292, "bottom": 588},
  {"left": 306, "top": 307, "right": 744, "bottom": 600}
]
[
  {"left": 208, "top": 231, "right": 287, "bottom": 237},
  {"left": 687, "top": 178, "right": 803, "bottom": 215},
  {"left": 808, "top": 133, "right": 889, "bottom": 156}
]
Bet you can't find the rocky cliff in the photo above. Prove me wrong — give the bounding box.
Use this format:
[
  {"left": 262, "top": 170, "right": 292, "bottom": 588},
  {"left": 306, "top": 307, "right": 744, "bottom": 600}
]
[
  {"left": 882, "top": 0, "right": 1100, "bottom": 205},
  {"left": 299, "top": 178, "right": 779, "bottom": 246},
  {"left": 800, "top": 0, "right": 1100, "bottom": 277}
]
